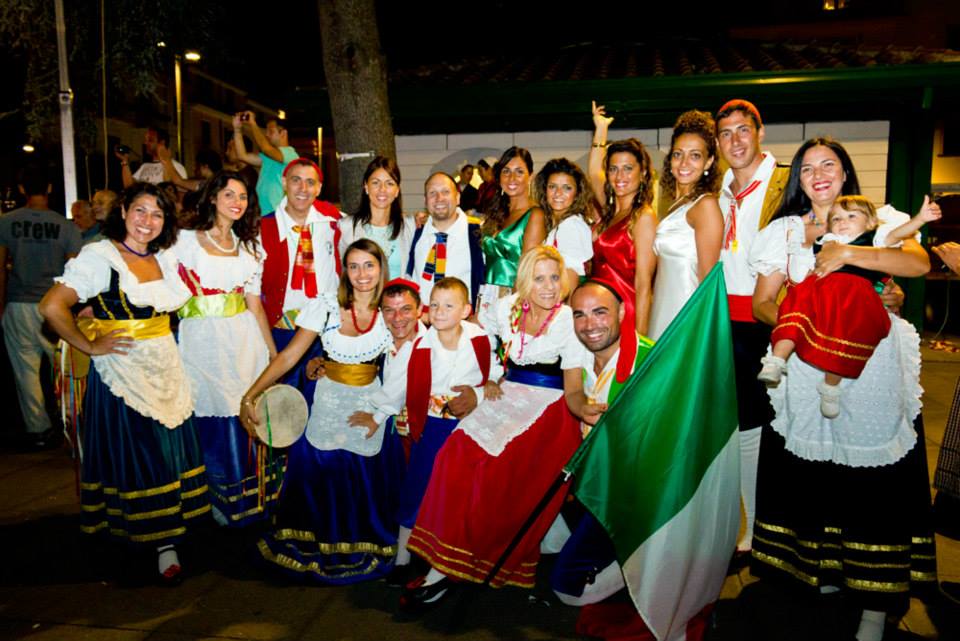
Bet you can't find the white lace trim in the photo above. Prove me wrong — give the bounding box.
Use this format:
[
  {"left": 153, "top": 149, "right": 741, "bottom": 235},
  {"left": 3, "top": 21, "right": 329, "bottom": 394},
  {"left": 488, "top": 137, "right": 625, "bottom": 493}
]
[
  {"left": 748, "top": 217, "right": 815, "bottom": 283},
  {"left": 305, "top": 377, "right": 385, "bottom": 456},
  {"left": 456, "top": 381, "right": 563, "bottom": 456},
  {"left": 92, "top": 334, "right": 194, "bottom": 428},
  {"left": 56, "top": 240, "right": 191, "bottom": 311},
  {"left": 178, "top": 310, "right": 269, "bottom": 417},
  {"left": 768, "top": 314, "right": 921, "bottom": 467},
  {"left": 171, "top": 230, "right": 263, "bottom": 293},
  {"left": 295, "top": 293, "right": 391, "bottom": 363}
]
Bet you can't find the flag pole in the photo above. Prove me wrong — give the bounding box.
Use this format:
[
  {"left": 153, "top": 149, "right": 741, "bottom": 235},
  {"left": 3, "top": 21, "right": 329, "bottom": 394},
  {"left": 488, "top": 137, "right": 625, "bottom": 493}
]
[{"left": 445, "top": 470, "right": 572, "bottom": 631}]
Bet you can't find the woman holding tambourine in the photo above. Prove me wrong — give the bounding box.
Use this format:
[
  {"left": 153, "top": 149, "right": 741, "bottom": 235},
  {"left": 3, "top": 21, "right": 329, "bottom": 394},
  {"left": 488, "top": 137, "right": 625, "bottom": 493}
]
[{"left": 240, "top": 238, "right": 405, "bottom": 584}]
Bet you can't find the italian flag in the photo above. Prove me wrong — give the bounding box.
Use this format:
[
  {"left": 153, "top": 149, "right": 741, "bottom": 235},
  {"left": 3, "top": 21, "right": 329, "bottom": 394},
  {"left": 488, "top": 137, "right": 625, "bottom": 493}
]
[{"left": 565, "top": 265, "right": 740, "bottom": 641}]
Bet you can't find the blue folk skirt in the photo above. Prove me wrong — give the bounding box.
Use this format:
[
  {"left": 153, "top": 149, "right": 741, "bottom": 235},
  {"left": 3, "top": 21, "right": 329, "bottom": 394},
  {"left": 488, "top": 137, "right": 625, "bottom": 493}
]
[
  {"left": 256, "top": 419, "right": 406, "bottom": 584},
  {"left": 195, "top": 415, "right": 284, "bottom": 527},
  {"left": 80, "top": 365, "right": 210, "bottom": 546}
]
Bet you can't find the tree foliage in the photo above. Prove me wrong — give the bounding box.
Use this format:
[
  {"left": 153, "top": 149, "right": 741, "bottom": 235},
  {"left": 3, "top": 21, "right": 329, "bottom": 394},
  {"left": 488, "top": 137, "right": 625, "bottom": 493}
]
[{"left": 0, "top": 0, "right": 220, "bottom": 147}]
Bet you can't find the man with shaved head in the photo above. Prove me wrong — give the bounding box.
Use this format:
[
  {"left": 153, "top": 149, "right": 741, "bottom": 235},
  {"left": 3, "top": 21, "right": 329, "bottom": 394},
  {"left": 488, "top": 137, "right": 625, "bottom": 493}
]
[{"left": 552, "top": 279, "right": 655, "bottom": 606}]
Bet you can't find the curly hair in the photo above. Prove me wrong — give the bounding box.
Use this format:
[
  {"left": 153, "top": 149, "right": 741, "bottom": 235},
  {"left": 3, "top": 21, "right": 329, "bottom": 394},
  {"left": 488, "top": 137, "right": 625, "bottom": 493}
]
[
  {"left": 532, "top": 158, "right": 595, "bottom": 233},
  {"left": 482, "top": 146, "right": 534, "bottom": 236},
  {"left": 192, "top": 171, "right": 262, "bottom": 257},
  {"left": 772, "top": 137, "right": 862, "bottom": 222},
  {"left": 352, "top": 156, "right": 403, "bottom": 240},
  {"left": 101, "top": 182, "right": 179, "bottom": 253},
  {"left": 599, "top": 139, "right": 654, "bottom": 232},
  {"left": 659, "top": 110, "right": 720, "bottom": 210}
]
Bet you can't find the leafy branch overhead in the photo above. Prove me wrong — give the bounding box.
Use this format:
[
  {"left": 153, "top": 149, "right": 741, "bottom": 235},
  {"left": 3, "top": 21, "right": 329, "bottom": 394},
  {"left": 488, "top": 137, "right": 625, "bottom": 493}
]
[{"left": 0, "top": 0, "right": 221, "bottom": 146}]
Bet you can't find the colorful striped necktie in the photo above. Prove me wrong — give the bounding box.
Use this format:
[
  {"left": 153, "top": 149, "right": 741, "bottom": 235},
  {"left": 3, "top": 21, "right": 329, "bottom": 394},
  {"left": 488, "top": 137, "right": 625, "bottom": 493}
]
[
  {"left": 290, "top": 224, "right": 317, "bottom": 297},
  {"left": 421, "top": 232, "right": 448, "bottom": 282}
]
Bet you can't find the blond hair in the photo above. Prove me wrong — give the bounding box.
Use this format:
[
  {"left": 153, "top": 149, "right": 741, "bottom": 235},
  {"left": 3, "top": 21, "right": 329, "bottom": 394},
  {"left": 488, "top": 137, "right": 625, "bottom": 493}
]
[
  {"left": 514, "top": 246, "right": 568, "bottom": 307},
  {"left": 831, "top": 195, "right": 879, "bottom": 233},
  {"left": 431, "top": 276, "right": 470, "bottom": 305}
]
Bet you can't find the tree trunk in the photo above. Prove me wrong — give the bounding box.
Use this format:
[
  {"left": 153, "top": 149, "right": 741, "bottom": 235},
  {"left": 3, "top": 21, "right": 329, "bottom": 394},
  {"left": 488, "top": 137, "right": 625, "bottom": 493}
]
[{"left": 318, "top": 0, "right": 396, "bottom": 214}]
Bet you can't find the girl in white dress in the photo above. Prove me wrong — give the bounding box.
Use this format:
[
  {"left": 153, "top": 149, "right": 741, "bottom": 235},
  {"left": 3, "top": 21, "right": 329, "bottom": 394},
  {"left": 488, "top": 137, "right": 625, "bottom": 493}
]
[
  {"left": 173, "top": 172, "right": 277, "bottom": 527},
  {"left": 648, "top": 110, "right": 724, "bottom": 340},
  {"left": 534, "top": 158, "right": 595, "bottom": 296}
]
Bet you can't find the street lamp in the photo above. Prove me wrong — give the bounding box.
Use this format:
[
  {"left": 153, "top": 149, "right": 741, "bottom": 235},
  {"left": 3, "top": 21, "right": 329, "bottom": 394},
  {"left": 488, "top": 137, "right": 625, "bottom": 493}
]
[{"left": 174, "top": 49, "right": 202, "bottom": 159}]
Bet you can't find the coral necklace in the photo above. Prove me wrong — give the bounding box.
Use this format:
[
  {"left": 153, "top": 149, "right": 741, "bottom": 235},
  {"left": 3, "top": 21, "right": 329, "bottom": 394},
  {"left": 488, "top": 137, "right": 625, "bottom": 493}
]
[{"left": 351, "top": 305, "right": 379, "bottom": 334}]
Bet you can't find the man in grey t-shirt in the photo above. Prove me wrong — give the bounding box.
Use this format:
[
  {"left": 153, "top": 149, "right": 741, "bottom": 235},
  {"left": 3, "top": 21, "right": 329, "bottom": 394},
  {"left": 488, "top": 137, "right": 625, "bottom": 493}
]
[{"left": 0, "top": 166, "right": 82, "bottom": 445}]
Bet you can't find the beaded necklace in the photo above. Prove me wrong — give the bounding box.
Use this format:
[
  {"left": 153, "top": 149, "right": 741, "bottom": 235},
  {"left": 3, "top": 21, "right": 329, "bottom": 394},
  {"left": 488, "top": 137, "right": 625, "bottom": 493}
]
[{"left": 509, "top": 299, "right": 561, "bottom": 361}]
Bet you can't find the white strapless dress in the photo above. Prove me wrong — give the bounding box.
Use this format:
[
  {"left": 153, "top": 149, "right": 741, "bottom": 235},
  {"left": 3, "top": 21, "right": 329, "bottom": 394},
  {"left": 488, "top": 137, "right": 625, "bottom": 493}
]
[{"left": 648, "top": 195, "right": 704, "bottom": 340}]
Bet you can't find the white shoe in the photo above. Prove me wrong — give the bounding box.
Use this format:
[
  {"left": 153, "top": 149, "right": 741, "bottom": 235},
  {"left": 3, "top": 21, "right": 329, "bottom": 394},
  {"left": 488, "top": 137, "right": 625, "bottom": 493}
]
[
  {"left": 757, "top": 355, "right": 787, "bottom": 386},
  {"left": 818, "top": 380, "right": 842, "bottom": 418}
]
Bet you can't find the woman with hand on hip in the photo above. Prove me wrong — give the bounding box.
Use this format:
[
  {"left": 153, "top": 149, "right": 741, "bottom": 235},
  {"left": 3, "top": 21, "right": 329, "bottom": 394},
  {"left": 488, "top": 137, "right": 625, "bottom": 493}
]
[{"left": 40, "top": 183, "right": 207, "bottom": 584}]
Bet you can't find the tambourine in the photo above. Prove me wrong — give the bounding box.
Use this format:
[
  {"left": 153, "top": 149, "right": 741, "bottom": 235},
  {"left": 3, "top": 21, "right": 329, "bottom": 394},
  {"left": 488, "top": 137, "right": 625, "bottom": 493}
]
[{"left": 254, "top": 384, "right": 308, "bottom": 448}]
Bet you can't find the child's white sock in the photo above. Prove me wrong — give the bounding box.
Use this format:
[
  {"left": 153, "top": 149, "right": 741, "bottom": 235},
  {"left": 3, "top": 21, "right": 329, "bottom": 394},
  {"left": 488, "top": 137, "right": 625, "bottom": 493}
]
[
  {"left": 758, "top": 355, "right": 787, "bottom": 386},
  {"left": 818, "top": 380, "right": 842, "bottom": 419},
  {"left": 396, "top": 526, "right": 411, "bottom": 566},
  {"left": 423, "top": 567, "right": 446, "bottom": 586},
  {"left": 211, "top": 505, "right": 229, "bottom": 527},
  {"left": 157, "top": 544, "right": 180, "bottom": 575},
  {"left": 855, "top": 609, "right": 885, "bottom": 641}
]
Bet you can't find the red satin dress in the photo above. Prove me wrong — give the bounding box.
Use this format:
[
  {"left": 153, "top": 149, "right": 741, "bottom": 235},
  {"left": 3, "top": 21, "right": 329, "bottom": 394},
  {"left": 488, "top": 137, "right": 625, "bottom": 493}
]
[{"left": 592, "top": 217, "right": 636, "bottom": 316}]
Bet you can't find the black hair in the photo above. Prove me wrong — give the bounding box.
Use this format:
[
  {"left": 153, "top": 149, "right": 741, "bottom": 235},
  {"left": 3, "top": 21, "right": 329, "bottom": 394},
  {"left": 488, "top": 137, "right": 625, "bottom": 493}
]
[
  {"left": 101, "top": 182, "right": 179, "bottom": 252},
  {"left": 483, "top": 146, "right": 534, "bottom": 235},
  {"left": 353, "top": 156, "right": 403, "bottom": 241},
  {"left": 195, "top": 149, "right": 223, "bottom": 173},
  {"left": 772, "top": 137, "right": 862, "bottom": 222},
  {"left": 192, "top": 171, "right": 262, "bottom": 257},
  {"left": 599, "top": 139, "right": 654, "bottom": 231},
  {"left": 18, "top": 164, "right": 50, "bottom": 197},
  {"left": 659, "top": 110, "right": 720, "bottom": 209},
  {"left": 382, "top": 282, "right": 421, "bottom": 307},
  {"left": 148, "top": 127, "right": 171, "bottom": 146}
]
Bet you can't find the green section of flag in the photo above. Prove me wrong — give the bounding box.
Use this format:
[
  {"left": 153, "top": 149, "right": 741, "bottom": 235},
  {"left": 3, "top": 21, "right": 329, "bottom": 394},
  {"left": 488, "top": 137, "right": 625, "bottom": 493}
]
[{"left": 565, "top": 264, "right": 738, "bottom": 559}]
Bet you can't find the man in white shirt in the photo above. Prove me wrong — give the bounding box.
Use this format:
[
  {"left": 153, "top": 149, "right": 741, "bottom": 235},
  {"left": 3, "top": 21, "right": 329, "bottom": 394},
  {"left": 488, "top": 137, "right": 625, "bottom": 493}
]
[
  {"left": 715, "top": 99, "right": 789, "bottom": 558},
  {"left": 405, "top": 172, "right": 484, "bottom": 312},
  {"left": 117, "top": 128, "right": 188, "bottom": 187},
  {"left": 260, "top": 158, "right": 340, "bottom": 395}
]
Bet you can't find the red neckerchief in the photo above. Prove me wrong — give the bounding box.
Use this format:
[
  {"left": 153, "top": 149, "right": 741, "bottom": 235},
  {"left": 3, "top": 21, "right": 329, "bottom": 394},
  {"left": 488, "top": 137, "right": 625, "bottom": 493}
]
[{"left": 723, "top": 154, "right": 766, "bottom": 251}]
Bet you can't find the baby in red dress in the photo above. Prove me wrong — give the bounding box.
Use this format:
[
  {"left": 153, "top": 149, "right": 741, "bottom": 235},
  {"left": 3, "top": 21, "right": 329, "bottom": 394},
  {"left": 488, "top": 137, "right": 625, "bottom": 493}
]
[{"left": 758, "top": 195, "right": 939, "bottom": 418}]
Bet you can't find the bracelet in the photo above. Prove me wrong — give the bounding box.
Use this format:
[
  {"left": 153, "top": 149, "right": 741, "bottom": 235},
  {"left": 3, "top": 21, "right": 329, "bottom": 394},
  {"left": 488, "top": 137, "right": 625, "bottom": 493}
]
[
  {"left": 592, "top": 142, "right": 607, "bottom": 148},
  {"left": 120, "top": 162, "right": 129, "bottom": 166},
  {"left": 241, "top": 396, "right": 256, "bottom": 407}
]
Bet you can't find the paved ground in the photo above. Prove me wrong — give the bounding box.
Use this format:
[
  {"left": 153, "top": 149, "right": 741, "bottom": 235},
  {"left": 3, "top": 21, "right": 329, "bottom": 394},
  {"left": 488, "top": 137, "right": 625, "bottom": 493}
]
[{"left": 0, "top": 336, "right": 958, "bottom": 640}]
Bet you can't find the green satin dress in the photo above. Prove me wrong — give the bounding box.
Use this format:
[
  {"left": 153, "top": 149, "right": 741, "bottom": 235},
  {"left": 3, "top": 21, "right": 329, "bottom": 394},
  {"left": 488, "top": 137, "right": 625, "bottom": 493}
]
[{"left": 481, "top": 209, "right": 532, "bottom": 288}]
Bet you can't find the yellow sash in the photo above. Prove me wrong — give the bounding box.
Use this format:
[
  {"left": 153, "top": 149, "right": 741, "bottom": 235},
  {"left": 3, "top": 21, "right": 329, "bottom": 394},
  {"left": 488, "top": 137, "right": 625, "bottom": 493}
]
[
  {"left": 274, "top": 309, "right": 300, "bottom": 330},
  {"left": 323, "top": 361, "right": 378, "bottom": 387},
  {"left": 178, "top": 293, "right": 247, "bottom": 319},
  {"left": 79, "top": 316, "right": 171, "bottom": 342}
]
